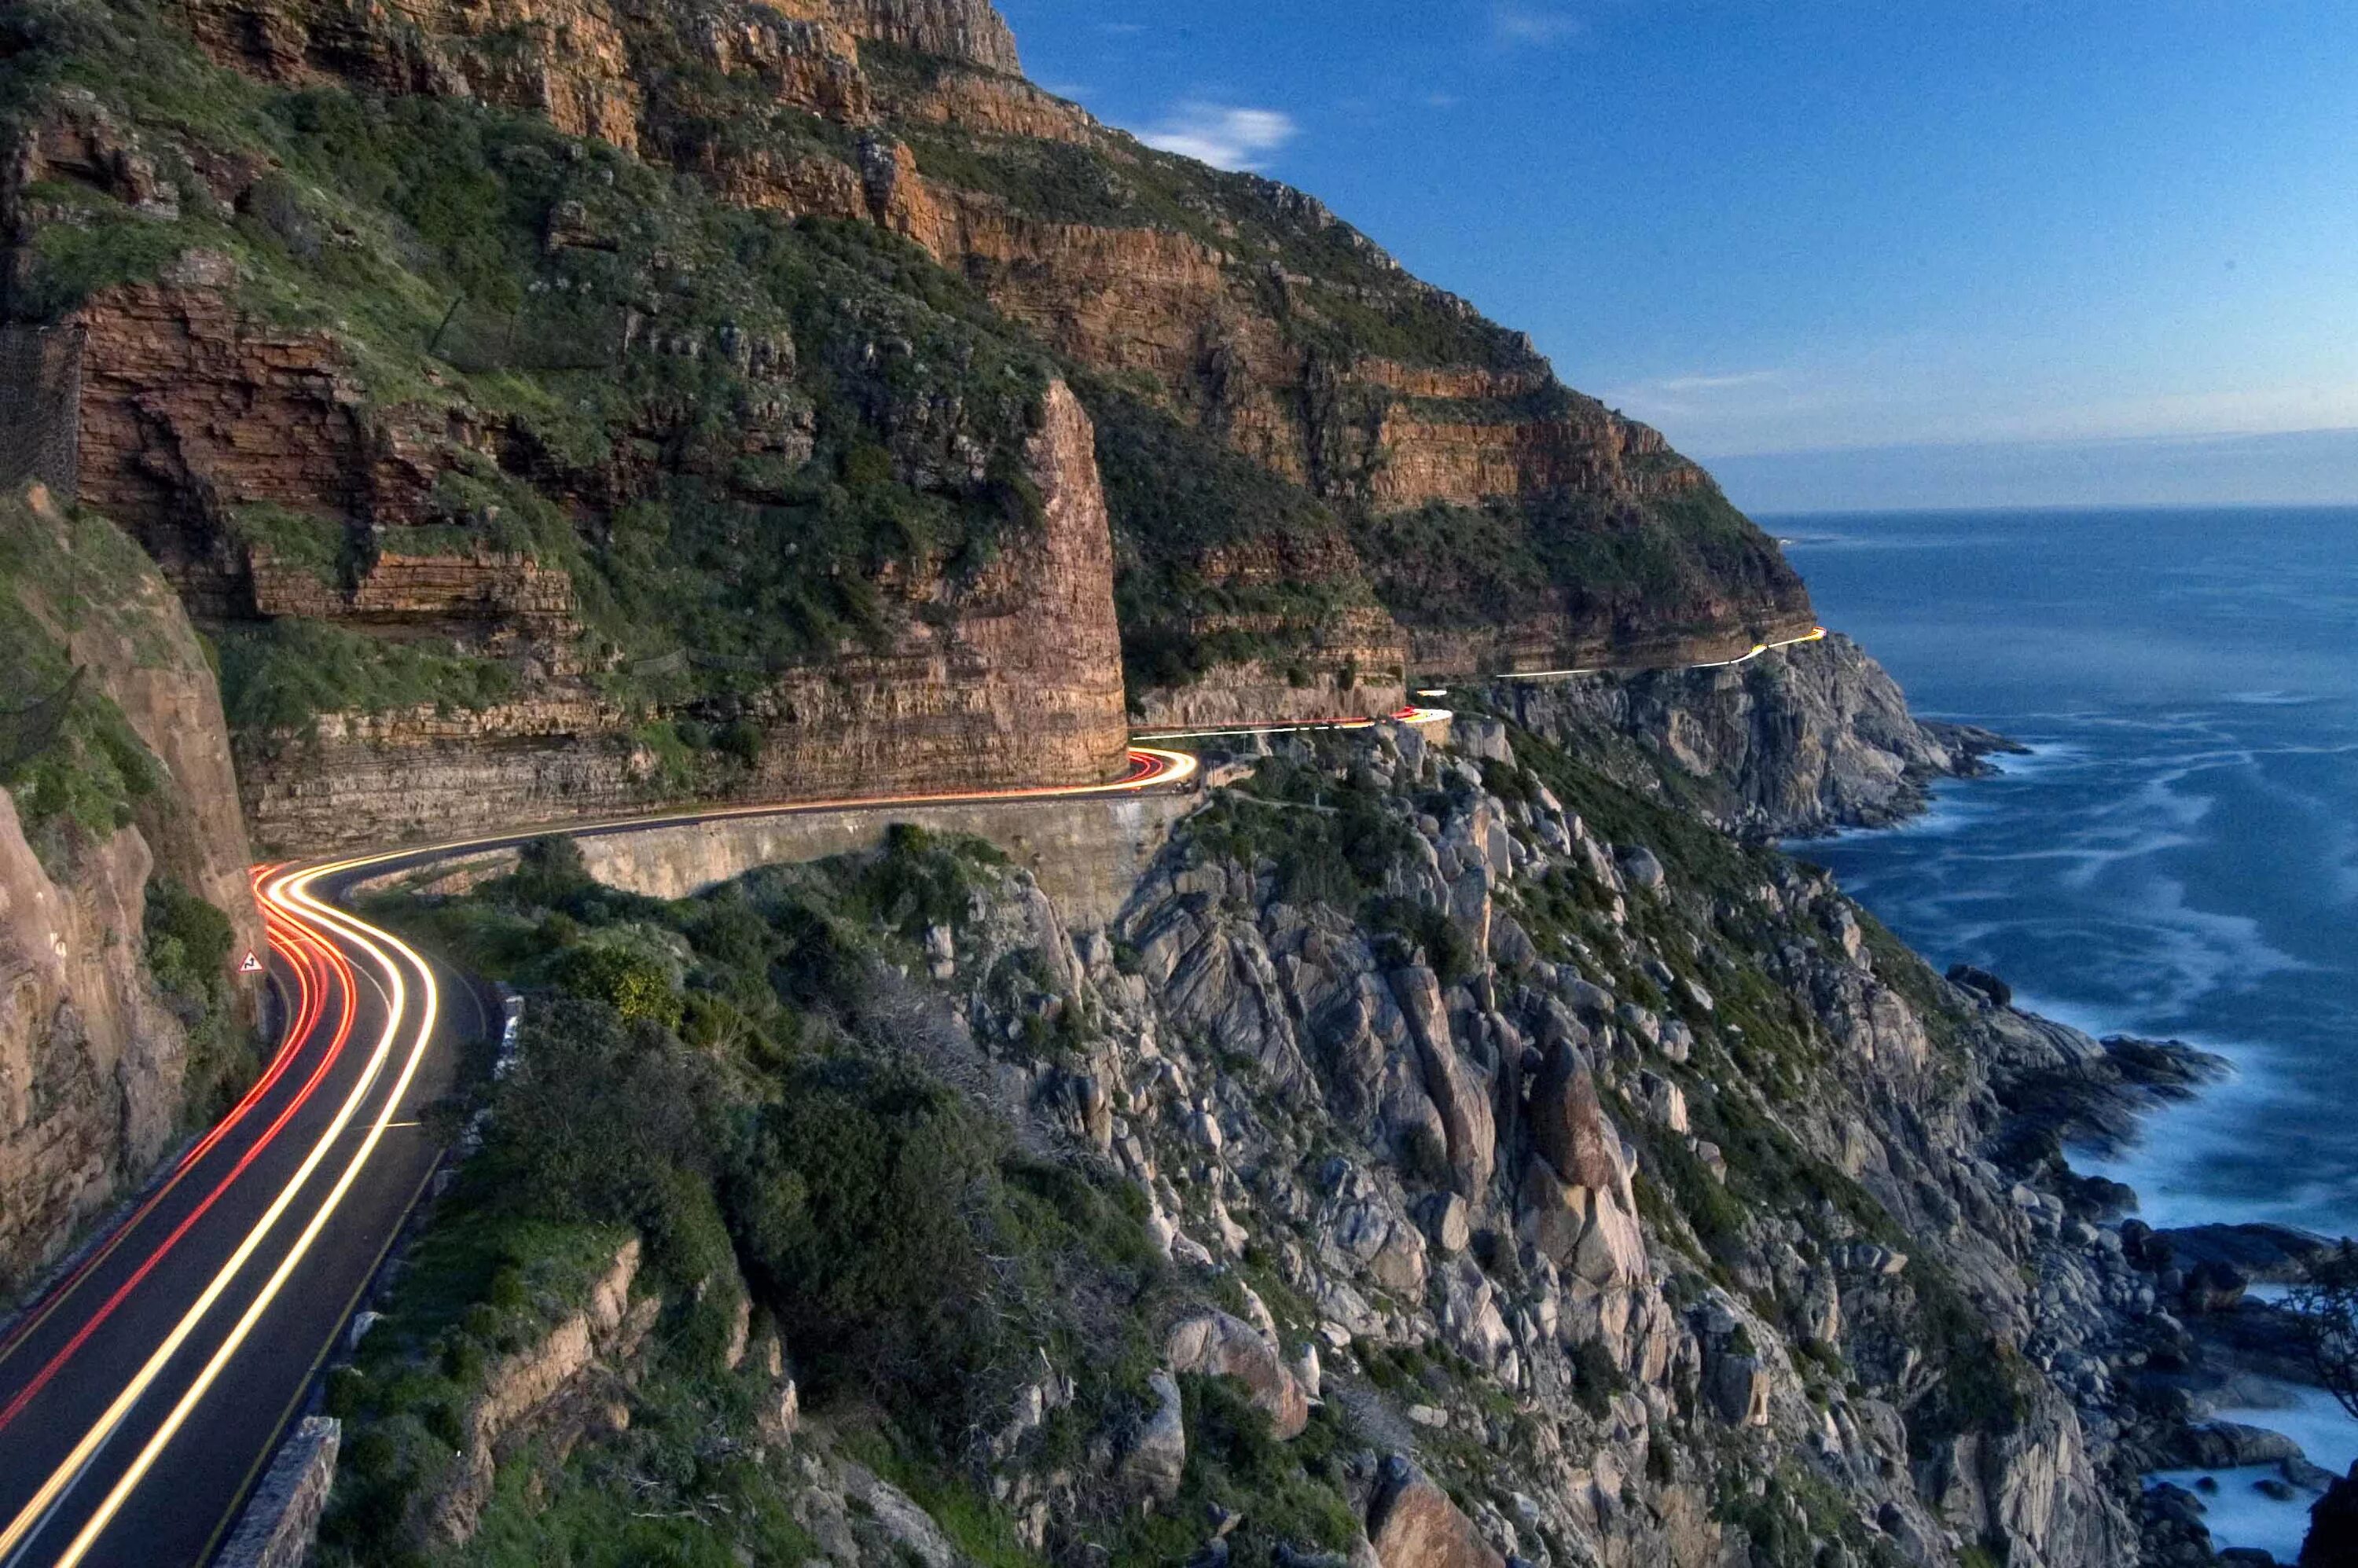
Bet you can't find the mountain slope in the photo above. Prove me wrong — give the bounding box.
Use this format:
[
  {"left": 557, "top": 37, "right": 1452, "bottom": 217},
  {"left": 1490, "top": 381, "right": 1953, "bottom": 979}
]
[{"left": 3, "top": 0, "right": 1812, "bottom": 838}]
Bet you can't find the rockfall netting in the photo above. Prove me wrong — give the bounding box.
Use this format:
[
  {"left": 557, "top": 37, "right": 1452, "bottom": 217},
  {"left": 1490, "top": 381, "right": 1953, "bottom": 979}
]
[{"left": 0, "top": 324, "right": 85, "bottom": 498}]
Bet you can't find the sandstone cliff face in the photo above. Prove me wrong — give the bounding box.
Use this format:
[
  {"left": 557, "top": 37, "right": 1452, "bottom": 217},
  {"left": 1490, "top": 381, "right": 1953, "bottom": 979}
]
[
  {"left": 0, "top": 490, "right": 262, "bottom": 1288},
  {"left": 0, "top": 791, "right": 185, "bottom": 1287},
  {"left": 236, "top": 380, "right": 1131, "bottom": 852},
  {"left": 7, "top": 0, "right": 1814, "bottom": 741}
]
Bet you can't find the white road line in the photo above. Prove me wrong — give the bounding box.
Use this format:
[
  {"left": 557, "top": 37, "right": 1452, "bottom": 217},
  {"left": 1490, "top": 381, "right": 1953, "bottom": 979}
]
[
  {"left": 0, "top": 876, "right": 406, "bottom": 1565},
  {"left": 46, "top": 866, "right": 442, "bottom": 1566}
]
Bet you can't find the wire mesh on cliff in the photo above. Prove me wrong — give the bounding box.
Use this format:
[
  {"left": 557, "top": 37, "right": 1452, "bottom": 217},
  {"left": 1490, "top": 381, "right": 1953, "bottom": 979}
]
[
  {"left": 0, "top": 325, "right": 86, "bottom": 498},
  {"left": 0, "top": 666, "right": 83, "bottom": 776},
  {"left": 427, "top": 295, "right": 627, "bottom": 374}
]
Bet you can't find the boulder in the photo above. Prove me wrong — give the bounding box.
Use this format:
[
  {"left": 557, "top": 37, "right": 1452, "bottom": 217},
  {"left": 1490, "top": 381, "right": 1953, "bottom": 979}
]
[
  {"left": 1636, "top": 1070, "right": 1688, "bottom": 1134},
  {"left": 1616, "top": 846, "right": 1666, "bottom": 893},
  {"left": 2168, "top": 1422, "right": 2304, "bottom": 1470},
  {"left": 1416, "top": 1191, "right": 1473, "bottom": 1256},
  {"left": 1166, "top": 1311, "right": 1310, "bottom": 1439},
  {"left": 1453, "top": 717, "right": 1514, "bottom": 765},
  {"left": 1946, "top": 964, "right": 2013, "bottom": 1007},
  {"left": 2308, "top": 1463, "right": 2358, "bottom": 1566},
  {"left": 1516, "top": 1158, "right": 1645, "bottom": 1290},
  {"left": 1390, "top": 967, "right": 1495, "bottom": 1199},
  {"left": 1706, "top": 1351, "right": 1771, "bottom": 1426},
  {"left": 2182, "top": 1259, "right": 2250, "bottom": 1314},
  {"left": 1121, "top": 1370, "right": 1187, "bottom": 1504},
  {"left": 1366, "top": 1456, "right": 1504, "bottom": 1568},
  {"left": 1529, "top": 1041, "right": 1622, "bottom": 1194}
]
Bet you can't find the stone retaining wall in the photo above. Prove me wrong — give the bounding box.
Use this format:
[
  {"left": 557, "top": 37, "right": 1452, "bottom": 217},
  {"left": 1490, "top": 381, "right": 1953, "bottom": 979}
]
[{"left": 216, "top": 1415, "right": 339, "bottom": 1568}]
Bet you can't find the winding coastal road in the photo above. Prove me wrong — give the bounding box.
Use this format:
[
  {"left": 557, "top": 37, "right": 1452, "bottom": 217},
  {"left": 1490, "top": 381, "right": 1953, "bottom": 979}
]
[
  {"left": 0, "top": 749, "right": 1205, "bottom": 1568},
  {"left": 0, "top": 634, "right": 1822, "bottom": 1565}
]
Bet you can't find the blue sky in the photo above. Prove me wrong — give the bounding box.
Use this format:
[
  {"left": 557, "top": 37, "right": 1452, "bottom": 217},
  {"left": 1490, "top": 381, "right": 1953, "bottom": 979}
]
[{"left": 995, "top": 2, "right": 2358, "bottom": 509}]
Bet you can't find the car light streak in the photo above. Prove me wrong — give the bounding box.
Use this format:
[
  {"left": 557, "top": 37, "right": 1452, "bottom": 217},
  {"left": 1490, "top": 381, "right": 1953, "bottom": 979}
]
[
  {"left": 0, "top": 883, "right": 325, "bottom": 1375},
  {"left": 8, "top": 695, "right": 1842, "bottom": 1560},
  {"left": 0, "top": 868, "right": 417, "bottom": 1566},
  {"left": 2, "top": 747, "right": 1210, "bottom": 1564},
  {"left": 1132, "top": 708, "right": 1453, "bottom": 742},
  {"left": 39, "top": 864, "right": 442, "bottom": 1568},
  {"left": 0, "top": 916, "right": 362, "bottom": 1440},
  {"left": 1498, "top": 625, "right": 1828, "bottom": 681}
]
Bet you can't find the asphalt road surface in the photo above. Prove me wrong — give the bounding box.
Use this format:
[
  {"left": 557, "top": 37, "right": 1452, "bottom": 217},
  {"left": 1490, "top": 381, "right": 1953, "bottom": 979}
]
[
  {"left": 0, "top": 655, "right": 1813, "bottom": 1564},
  {"left": 0, "top": 744, "right": 1207, "bottom": 1567}
]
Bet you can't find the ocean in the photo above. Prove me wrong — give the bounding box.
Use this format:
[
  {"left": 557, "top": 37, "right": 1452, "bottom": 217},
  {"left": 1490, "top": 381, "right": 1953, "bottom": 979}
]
[{"left": 1780, "top": 505, "right": 2358, "bottom": 1558}]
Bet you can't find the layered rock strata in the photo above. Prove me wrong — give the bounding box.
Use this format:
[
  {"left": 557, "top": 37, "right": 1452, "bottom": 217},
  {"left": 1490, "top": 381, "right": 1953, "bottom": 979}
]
[
  {"left": 20, "top": 0, "right": 1821, "bottom": 727},
  {"left": 237, "top": 381, "right": 1131, "bottom": 853}
]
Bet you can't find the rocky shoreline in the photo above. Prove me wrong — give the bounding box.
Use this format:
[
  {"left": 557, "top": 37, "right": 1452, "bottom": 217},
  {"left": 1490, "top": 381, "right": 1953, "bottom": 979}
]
[
  {"left": 1838, "top": 797, "right": 2349, "bottom": 1566},
  {"left": 1549, "top": 646, "right": 2358, "bottom": 1566}
]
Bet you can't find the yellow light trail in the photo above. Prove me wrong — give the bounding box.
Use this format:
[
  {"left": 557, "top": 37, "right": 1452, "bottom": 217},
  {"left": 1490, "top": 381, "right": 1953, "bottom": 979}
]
[
  {"left": 42, "top": 864, "right": 442, "bottom": 1567},
  {"left": 1497, "top": 625, "right": 1827, "bottom": 682},
  {"left": 1131, "top": 708, "right": 1453, "bottom": 743},
  {"left": 0, "top": 747, "right": 1203, "bottom": 1563},
  {"left": 0, "top": 865, "right": 415, "bottom": 1564}
]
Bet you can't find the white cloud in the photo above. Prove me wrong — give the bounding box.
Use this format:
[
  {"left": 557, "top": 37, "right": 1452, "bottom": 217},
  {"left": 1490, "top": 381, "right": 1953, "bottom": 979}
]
[
  {"left": 1649, "top": 370, "right": 1783, "bottom": 395},
  {"left": 1139, "top": 102, "right": 1299, "bottom": 171},
  {"left": 1492, "top": 4, "right": 1585, "bottom": 46}
]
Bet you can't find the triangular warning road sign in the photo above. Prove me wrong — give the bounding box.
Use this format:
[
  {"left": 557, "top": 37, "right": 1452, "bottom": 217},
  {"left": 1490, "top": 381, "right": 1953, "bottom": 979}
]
[{"left": 238, "top": 951, "right": 264, "bottom": 975}]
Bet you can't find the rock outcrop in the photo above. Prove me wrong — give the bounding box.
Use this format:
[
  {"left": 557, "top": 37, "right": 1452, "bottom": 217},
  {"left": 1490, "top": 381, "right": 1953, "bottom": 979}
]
[
  {"left": 424, "top": 1236, "right": 658, "bottom": 1544},
  {"left": 1367, "top": 1457, "right": 1504, "bottom": 1568},
  {"left": 1163, "top": 1310, "right": 1312, "bottom": 1441},
  {"left": 1507, "top": 632, "right": 2013, "bottom": 836},
  {"left": 310, "top": 699, "right": 2173, "bottom": 1568},
  {"left": 9, "top": 0, "right": 1823, "bottom": 784},
  {"left": 0, "top": 488, "right": 262, "bottom": 1285},
  {"left": 235, "top": 379, "right": 1130, "bottom": 851}
]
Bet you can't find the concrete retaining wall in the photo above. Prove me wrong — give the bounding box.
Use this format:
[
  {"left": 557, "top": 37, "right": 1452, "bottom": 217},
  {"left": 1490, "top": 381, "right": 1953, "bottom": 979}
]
[{"left": 575, "top": 792, "right": 1197, "bottom": 928}]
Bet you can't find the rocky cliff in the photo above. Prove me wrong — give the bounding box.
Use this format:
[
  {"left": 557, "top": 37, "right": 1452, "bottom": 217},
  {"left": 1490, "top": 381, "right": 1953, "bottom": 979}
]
[
  {"left": 311, "top": 714, "right": 2161, "bottom": 1568},
  {"left": 1504, "top": 633, "right": 2015, "bottom": 839},
  {"left": 0, "top": 485, "right": 261, "bottom": 1289},
  {"left": 5, "top": 0, "right": 1814, "bottom": 817},
  {"left": 234, "top": 377, "right": 1131, "bottom": 851}
]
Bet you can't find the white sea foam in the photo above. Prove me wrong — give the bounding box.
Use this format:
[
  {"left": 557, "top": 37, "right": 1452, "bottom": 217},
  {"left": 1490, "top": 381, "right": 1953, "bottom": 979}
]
[{"left": 2147, "top": 1385, "right": 2358, "bottom": 1560}]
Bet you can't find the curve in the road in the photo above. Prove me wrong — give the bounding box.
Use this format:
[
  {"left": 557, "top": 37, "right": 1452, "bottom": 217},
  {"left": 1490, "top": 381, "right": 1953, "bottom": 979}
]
[
  {"left": 0, "top": 658, "right": 1784, "bottom": 1564},
  {"left": 0, "top": 744, "right": 1212, "bottom": 1567},
  {"left": 1494, "top": 625, "right": 1828, "bottom": 682}
]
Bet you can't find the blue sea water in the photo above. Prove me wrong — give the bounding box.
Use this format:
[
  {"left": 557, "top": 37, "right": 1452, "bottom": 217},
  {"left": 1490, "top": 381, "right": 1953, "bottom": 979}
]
[
  {"left": 1782, "top": 505, "right": 2358, "bottom": 1558},
  {"left": 1782, "top": 506, "right": 2358, "bottom": 1235}
]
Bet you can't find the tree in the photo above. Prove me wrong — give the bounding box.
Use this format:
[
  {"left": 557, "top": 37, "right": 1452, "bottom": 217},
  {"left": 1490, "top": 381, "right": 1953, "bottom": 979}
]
[{"left": 2287, "top": 1240, "right": 2358, "bottom": 1419}]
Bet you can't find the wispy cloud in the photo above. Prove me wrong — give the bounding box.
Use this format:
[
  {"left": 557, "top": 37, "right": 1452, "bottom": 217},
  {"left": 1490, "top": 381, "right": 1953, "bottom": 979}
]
[
  {"left": 1492, "top": 4, "right": 1585, "bottom": 46},
  {"left": 1139, "top": 102, "right": 1298, "bottom": 171},
  {"left": 1649, "top": 369, "right": 1783, "bottom": 395},
  {"left": 1602, "top": 369, "right": 1789, "bottom": 416}
]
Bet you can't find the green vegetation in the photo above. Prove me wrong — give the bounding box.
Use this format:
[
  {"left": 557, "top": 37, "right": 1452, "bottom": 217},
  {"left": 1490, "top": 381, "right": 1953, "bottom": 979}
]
[
  {"left": 1082, "top": 381, "right": 1373, "bottom": 692},
  {"left": 214, "top": 620, "right": 519, "bottom": 738},
  {"left": 6, "top": 2, "right": 1070, "bottom": 737},
  {"left": 1184, "top": 748, "right": 1434, "bottom": 936},
  {"left": 226, "top": 502, "right": 351, "bottom": 585},
  {"left": 898, "top": 123, "right": 1533, "bottom": 373},
  {"left": 330, "top": 830, "right": 1181, "bottom": 1561},
  {"left": 145, "top": 875, "right": 255, "bottom": 1126},
  {"left": 1353, "top": 481, "right": 1800, "bottom": 647},
  {"left": 0, "top": 496, "right": 174, "bottom": 861}
]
